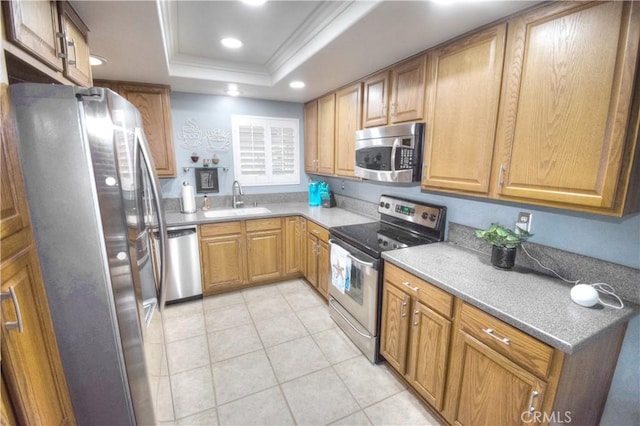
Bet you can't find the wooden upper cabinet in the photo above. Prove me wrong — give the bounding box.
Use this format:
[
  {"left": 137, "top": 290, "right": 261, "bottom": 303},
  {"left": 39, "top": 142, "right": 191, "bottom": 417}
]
[
  {"left": 389, "top": 54, "right": 426, "bottom": 124},
  {"left": 2, "top": 0, "right": 63, "bottom": 72},
  {"left": 493, "top": 1, "right": 640, "bottom": 213},
  {"left": 422, "top": 24, "right": 507, "bottom": 195},
  {"left": 58, "top": 1, "right": 92, "bottom": 87},
  {"left": 335, "top": 82, "right": 362, "bottom": 177},
  {"left": 304, "top": 100, "right": 319, "bottom": 173},
  {"left": 316, "top": 93, "right": 336, "bottom": 175},
  {"left": 362, "top": 71, "right": 390, "bottom": 127},
  {"left": 116, "top": 82, "right": 177, "bottom": 178},
  {"left": 3, "top": 0, "right": 92, "bottom": 87}
]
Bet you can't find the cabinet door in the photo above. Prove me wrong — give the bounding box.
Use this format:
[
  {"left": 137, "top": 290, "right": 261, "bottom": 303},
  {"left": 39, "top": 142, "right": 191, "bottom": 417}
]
[
  {"left": 407, "top": 301, "right": 451, "bottom": 411},
  {"left": 422, "top": 25, "right": 506, "bottom": 195},
  {"left": 58, "top": 1, "right": 92, "bottom": 87},
  {"left": 335, "top": 83, "right": 362, "bottom": 177},
  {"left": 444, "top": 331, "right": 546, "bottom": 426},
  {"left": 300, "top": 218, "right": 308, "bottom": 278},
  {"left": 317, "top": 239, "right": 329, "bottom": 299},
  {"left": 304, "top": 101, "right": 319, "bottom": 173},
  {"left": 2, "top": 0, "right": 63, "bottom": 72},
  {"left": 283, "top": 217, "right": 300, "bottom": 275},
  {"left": 380, "top": 282, "right": 410, "bottom": 373},
  {"left": 201, "top": 234, "right": 245, "bottom": 295},
  {"left": 390, "top": 55, "right": 426, "bottom": 123},
  {"left": 119, "top": 83, "right": 177, "bottom": 178},
  {"left": 494, "top": 2, "right": 639, "bottom": 210},
  {"left": 363, "top": 71, "right": 390, "bottom": 128},
  {"left": 316, "top": 93, "right": 336, "bottom": 175},
  {"left": 246, "top": 230, "right": 282, "bottom": 283},
  {"left": 1, "top": 248, "right": 75, "bottom": 426},
  {"left": 305, "top": 234, "right": 318, "bottom": 288}
]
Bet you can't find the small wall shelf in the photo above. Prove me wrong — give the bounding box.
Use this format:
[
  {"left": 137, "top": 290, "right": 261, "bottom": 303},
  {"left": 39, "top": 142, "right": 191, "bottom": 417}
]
[{"left": 182, "top": 165, "right": 229, "bottom": 173}]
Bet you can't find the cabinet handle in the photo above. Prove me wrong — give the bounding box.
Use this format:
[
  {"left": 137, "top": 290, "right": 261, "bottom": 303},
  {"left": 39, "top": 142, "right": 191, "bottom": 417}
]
[
  {"left": 482, "top": 328, "right": 510, "bottom": 345},
  {"left": 382, "top": 104, "right": 387, "bottom": 117},
  {"left": 498, "top": 164, "right": 506, "bottom": 187},
  {"left": 412, "top": 310, "right": 420, "bottom": 326},
  {"left": 527, "top": 390, "right": 539, "bottom": 413},
  {"left": 402, "top": 281, "right": 419, "bottom": 292},
  {"left": 67, "top": 38, "right": 77, "bottom": 66},
  {"left": 1, "top": 287, "right": 24, "bottom": 333},
  {"left": 390, "top": 103, "right": 396, "bottom": 116},
  {"left": 400, "top": 296, "right": 408, "bottom": 318}
]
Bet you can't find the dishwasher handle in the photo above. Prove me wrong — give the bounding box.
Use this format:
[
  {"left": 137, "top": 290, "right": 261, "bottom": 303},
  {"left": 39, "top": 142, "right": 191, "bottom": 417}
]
[{"left": 167, "top": 229, "right": 196, "bottom": 239}]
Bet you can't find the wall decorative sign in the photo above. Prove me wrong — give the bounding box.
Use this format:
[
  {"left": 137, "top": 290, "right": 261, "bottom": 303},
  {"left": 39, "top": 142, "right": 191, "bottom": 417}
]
[{"left": 178, "top": 119, "right": 231, "bottom": 152}]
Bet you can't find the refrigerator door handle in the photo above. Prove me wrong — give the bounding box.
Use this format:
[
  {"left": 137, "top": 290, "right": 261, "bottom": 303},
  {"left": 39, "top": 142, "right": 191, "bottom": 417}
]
[{"left": 135, "top": 128, "right": 168, "bottom": 311}]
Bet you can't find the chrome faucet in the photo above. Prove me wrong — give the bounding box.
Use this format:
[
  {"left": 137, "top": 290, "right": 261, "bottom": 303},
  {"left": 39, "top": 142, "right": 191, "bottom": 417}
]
[{"left": 232, "top": 180, "right": 244, "bottom": 208}]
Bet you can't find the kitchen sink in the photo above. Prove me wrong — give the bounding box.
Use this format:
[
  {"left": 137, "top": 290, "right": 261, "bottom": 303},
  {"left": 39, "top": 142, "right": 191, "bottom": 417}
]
[{"left": 203, "top": 207, "right": 271, "bottom": 218}]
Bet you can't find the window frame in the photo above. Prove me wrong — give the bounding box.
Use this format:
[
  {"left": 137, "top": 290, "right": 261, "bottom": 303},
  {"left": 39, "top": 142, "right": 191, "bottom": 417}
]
[{"left": 231, "top": 114, "right": 301, "bottom": 186}]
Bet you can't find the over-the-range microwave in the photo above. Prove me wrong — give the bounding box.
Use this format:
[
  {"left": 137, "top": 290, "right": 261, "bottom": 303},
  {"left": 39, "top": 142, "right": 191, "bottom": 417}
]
[{"left": 354, "top": 122, "right": 425, "bottom": 183}]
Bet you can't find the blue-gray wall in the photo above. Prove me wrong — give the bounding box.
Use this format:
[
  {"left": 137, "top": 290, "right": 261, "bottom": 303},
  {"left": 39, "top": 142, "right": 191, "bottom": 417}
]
[
  {"left": 160, "top": 92, "right": 308, "bottom": 199},
  {"left": 162, "top": 90, "right": 638, "bottom": 424}
]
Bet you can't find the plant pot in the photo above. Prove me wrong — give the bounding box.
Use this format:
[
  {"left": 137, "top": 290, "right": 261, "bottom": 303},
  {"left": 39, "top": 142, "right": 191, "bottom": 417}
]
[{"left": 491, "top": 246, "right": 517, "bottom": 269}]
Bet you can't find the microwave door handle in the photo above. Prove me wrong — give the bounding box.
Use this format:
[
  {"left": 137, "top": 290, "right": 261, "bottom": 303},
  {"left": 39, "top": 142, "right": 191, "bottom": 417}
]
[
  {"left": 135, "top": 128, "right": 168, "bottom": 311},
  {"left": 390, "top": 137, "right": 401, "bottom": 178}
]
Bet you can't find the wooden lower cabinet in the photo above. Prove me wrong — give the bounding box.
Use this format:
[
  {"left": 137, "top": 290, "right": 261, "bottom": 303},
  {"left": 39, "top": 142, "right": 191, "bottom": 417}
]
[
  {"left": 283, "top": 216, "right": 302, "bottom": 276},
  {"left": 381, "top": 263, "right": 628, "bottom": 425},
  {"left": 200, "top": 217, "right": 304, "bottom": 296},
  {"left": 304, "top": 220, "right": 330, "bottom": 298},
  {"left": 246, "top": 218, "right": 282, "bottom": 283},
  {"left": 380, "top": 263, "right": 452, "bottom": 410},
  {"left": 200, "top": 222, "right": 245, "bottom": 295},
  {"left": 444, "top": 330, "right": 547, "bottom": 426}
]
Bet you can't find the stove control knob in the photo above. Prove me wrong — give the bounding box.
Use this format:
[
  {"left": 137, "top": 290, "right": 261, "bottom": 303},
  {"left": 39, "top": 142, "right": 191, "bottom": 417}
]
[
  {"left": 384, "top": 203, "right": 390, "bottom": 209},
  {"left": 429, "top": 214, "right": 437, "bottom": 222},
  {"left": 377, "top": 238, "right": 383, "bottom": 244},
  {"left": 421, "top": 212, "right": 429, "bottom": 220},
  {"left": 392, "top": 243, "right": 398, "bottom": 249},
  {"left": 379, "top": 201, "right": 385, "bottom": 207},
  {"left": 382, "top": 241, "right": 388, "bottom": 246}
]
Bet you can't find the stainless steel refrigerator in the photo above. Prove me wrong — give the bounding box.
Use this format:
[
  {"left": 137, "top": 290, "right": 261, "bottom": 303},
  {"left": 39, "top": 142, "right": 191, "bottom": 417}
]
[{"left": 10, "top": 83, "right": 170, "bottom": 425}]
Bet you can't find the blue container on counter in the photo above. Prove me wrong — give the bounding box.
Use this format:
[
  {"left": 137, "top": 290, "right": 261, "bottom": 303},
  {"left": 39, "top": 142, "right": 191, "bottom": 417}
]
[{"left": 308, "top": 181, "right": 321, "bottom": 206}]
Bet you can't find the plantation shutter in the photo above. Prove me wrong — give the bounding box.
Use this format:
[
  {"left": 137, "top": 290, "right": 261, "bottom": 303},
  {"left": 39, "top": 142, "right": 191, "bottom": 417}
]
[
  {"left": 231, "top": 115, "right": 300, "bottom": 186},
  {"left": 238, "top": 123, "right": 266, "bottom": 176}
]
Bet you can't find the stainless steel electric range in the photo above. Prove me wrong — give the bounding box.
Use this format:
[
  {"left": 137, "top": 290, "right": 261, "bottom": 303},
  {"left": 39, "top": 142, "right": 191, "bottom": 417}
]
[{"left": 328, "top": 194, "right": 447, "bottom": 363}]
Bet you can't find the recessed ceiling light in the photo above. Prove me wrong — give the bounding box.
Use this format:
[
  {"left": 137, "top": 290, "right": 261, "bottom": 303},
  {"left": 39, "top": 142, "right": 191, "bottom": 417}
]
[
  {"left": 221, "top": 37, "right": 243, "bottom": 49},
  {"left": 225, "top": 84, "right": 241, "bottom": 97},
  {"left": 289, "top": 81, "right": 305, "bottom": 89},
  {"left": 240, "top": 0, "right": 267, "bottom": 6},
  {"left": 89, "top": 54, "right": 108, "bottom": 66}
]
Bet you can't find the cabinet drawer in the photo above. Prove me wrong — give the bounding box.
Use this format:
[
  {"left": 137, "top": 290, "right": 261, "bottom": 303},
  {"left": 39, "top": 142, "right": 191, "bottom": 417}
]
[
  {"left": 307, "top": 221, "right": 329, "bottom": 242},
  {"left": 200, "top": 221, "right": 242, "bottom": 237},
  {"left": 385, "top": 263, "right": 453, "bottom": 319},
  {"left": 459, "top": 302, "right": 554, "bottom": 379},
  {"left": 246, "top": 218, "right": 281, "bottom": 232}
]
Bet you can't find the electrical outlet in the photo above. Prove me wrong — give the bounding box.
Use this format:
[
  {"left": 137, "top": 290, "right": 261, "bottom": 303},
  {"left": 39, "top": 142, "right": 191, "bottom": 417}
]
[{"left": 515, "top": 212, "right": 532, "bottom": 233}]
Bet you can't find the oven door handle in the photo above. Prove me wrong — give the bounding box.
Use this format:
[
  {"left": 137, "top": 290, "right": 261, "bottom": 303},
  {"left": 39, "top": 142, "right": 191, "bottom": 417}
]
[
  {"left": 329, "top": 298, "right": 373, "bottom": 339},
  {"left": 328, "top": 239, "right": 376, "bottom": 268}
]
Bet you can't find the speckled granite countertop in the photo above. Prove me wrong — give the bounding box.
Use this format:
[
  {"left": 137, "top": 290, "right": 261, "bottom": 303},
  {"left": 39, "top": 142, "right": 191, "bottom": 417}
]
[
  {"left": 164, "top": 203, "right": 375, "bottom": 229},
  {"left": 382, "top": 243, "right": 638, "bottom": 354}
]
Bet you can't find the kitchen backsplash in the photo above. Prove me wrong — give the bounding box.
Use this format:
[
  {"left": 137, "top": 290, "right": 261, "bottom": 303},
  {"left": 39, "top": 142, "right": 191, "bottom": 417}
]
[
  {"left": 164, "top": 191, "right": 308, "bottom": 211},
  {"left": 447, "top": 222, "right": 640, "bottom": 305}
]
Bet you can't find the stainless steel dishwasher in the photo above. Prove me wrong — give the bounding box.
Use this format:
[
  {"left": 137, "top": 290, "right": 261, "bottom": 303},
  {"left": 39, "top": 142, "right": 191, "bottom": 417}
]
[{"left": 155, "top": 225, "right": 202, "bottom": 304}]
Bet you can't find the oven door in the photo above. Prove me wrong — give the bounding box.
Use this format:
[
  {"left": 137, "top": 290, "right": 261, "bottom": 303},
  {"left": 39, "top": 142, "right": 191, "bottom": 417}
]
[{"left": 327, "top": 238, "right": 380, "bottom": 335}]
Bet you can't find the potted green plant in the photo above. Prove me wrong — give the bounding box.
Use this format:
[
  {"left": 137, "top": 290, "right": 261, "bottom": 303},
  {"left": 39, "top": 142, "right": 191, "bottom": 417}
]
[{"left": 475, "top": 223, "right": 533, "bottom": 269}]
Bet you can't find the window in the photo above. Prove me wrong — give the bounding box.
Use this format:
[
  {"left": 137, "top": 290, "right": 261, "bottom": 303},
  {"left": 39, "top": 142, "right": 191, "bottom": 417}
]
[{"left": 231, "top": 115, "right": 300, "bottom": 186}]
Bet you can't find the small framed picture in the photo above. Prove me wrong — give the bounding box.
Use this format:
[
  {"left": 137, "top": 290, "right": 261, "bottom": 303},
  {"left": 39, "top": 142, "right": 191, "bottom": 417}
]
[{"left": 195, "top": 168, "right": 219, "bottom": 193}]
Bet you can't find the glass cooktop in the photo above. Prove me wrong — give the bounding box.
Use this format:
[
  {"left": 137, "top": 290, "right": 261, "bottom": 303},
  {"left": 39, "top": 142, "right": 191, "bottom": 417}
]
[{"left": 330, "top": 221, "right": 439, "bottom": 258}]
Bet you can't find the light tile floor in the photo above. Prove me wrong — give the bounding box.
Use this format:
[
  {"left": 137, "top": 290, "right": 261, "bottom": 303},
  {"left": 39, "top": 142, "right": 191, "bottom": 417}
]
[{"left": 159, "top": 279, "right": 442, "bottom": 426}]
